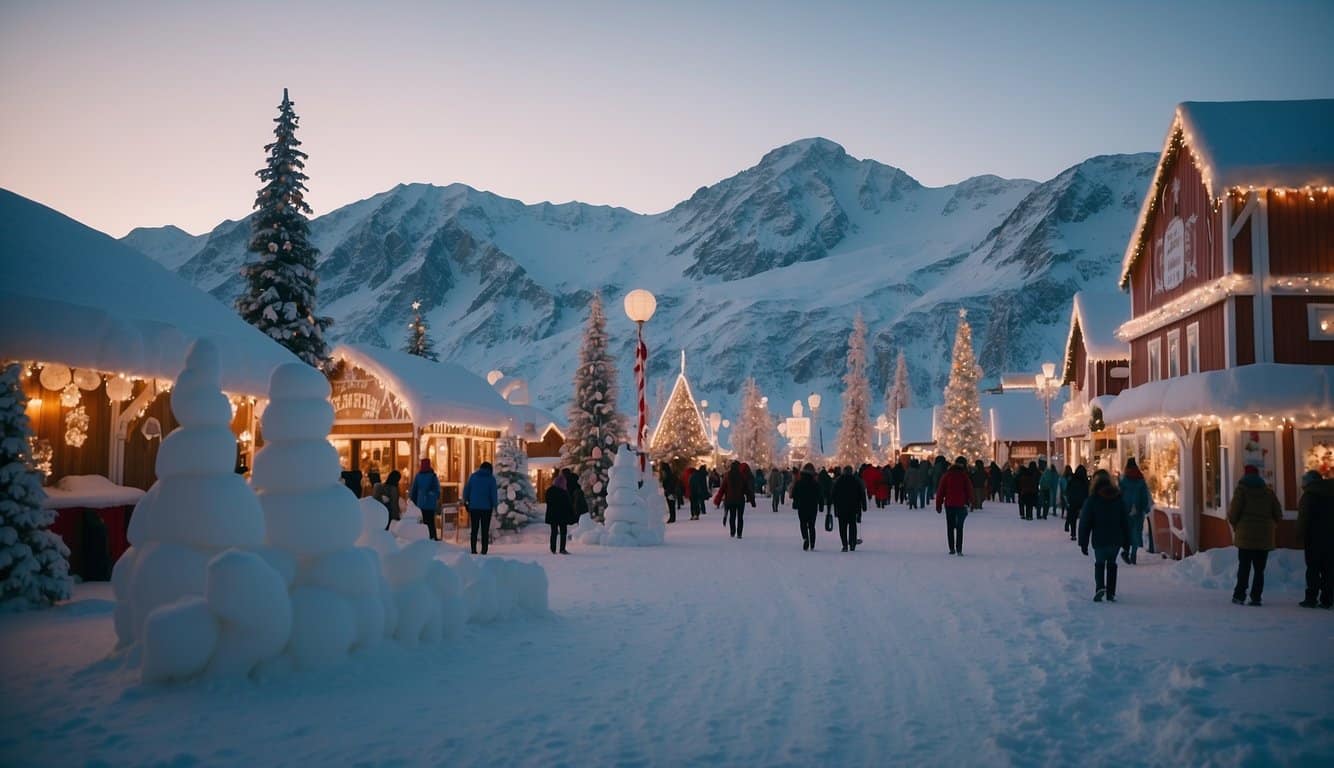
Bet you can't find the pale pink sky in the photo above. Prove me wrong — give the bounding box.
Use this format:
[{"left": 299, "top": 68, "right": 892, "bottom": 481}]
[{"left": 2, "top": 0, "right": 1330, "bottom": 237}]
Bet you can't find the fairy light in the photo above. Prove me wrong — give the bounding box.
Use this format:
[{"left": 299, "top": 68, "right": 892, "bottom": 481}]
[{"left": 1116, "top": 274, "right": 1252, "bottom": 340}]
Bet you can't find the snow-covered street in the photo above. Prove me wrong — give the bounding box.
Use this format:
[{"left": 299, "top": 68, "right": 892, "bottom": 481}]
[{"left": 3, "top": 500, "right": 1332, "bottom": 767}]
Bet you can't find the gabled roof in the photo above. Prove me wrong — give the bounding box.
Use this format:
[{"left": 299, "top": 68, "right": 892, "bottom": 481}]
[
  {"left": 0, "top": 189, "right": 301, "bottom": 395},
  {"left": 1119, "top": 99, "right": 1334, "bottom": 287},
  {"left": 1062, "top": 291, "right": 1131, "bottom": 383},
  {"left": 332, "top": 344, "right": 514, "bottom": 430}
]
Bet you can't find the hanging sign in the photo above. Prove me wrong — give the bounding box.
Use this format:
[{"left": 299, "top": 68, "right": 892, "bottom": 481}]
[
  {"left": 330, "top": 367, "right": 409, "bottom": 422},
  {"left": 1162, "top": 216, "right": 1185, "bottom": 291}
]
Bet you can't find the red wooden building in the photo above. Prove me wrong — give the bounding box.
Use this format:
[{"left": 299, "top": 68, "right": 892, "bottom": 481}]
[
  {"left": 1104, "top": 100, "right": 1334, "bottom": 556},
  {"left": 1054, "top": 291, "right": 1131, "bottom": 471}
]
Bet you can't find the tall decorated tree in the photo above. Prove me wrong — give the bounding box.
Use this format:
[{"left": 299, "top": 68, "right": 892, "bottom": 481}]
[
  {"left": 494, "top": 436, "right": 538, "bottom": 530},
  {"left": 937, "top": 309, "right": 989, "bottom": 461},
  {"left": 733, "top": 378, "right": 774, "bottom": 468},
  {"left": 649, "top": 353, "right": 713, "bottom": 467},
  {"left": 561, "top": 294, "right": 626, "bottom": 520},
  {"left": 237, "top": 88, "right": 332, "bottom": 369},
  {"left": 0, "top": 364, "right": 71, "bottom": 609},
  {"left": 833, "top": 312, "right": 873, "bottom": 467},
  {"left": 403, "top": 300, "right": 438, "bottom": 361},
  {"left": 885, "top": 351, "right": 911, "bottom": 449}
]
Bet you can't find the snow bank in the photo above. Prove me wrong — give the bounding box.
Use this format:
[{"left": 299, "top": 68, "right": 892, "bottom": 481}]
[
  {"left": 575, "top": 445, "right": 664, "bottom": 547},
  {"left": 41, "top": 475, "right": 145, "bottom": 510},
  {"left": 1168, "top": 546, "right": 1308, "bottom": 595}
]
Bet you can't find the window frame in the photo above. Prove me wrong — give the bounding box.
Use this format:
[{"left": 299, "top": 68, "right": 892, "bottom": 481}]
[
  {"left": 1186, "top": 322, "right": 1200, "bottom": 374},
  {"left": 1166, "top": 329, "right": 1181, "bottom": 379},
  {"left": 1147, "top": 337, "right": 1162, "bottom": 383}
]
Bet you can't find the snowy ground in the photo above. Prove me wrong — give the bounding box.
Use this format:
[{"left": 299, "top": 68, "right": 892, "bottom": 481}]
[{"left": 3, "top": 500, "right": 1332, "bottom": 767}]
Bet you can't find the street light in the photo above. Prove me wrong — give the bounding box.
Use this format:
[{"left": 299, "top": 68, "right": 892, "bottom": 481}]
[
  {"left": 807, "top": 392, "right": 822, "bottom": 462},
  {"left": 1034, "top": 362, "right": 1061, "bottom": 467},
  {"left": 875, "top": 414, "right": 889, "bottom": 456},
  {"left": 709, "top": 412, "right": 722, "bottom": 467},
  {"left": 624, "top": 289, "right": 657, "bottom": 477}
]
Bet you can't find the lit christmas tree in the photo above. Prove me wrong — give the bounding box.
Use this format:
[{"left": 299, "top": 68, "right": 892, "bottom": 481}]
[
  {"left": 561, "top": 294, "right": 626, "bottom": 520},
  {"left": 649, "top": 352, "right": 713, "bottom": 466},
  {"left": 732, "top": 378, "right": 774, "bottom": 468},
  {"left": 937, "top": 309, "right": 989, "bottom": 461},
  {"left": 236, "top": 88, "right": 332, "bottom": 370},
  {"left": 494, "top": 436, "right": 538, "bottom": 531},
  {"left": 833, "top": 312, "right": 873, "bottom": 467},
  {"left": 885, "top": 351, "right": 911, "bottom": 450},
  {"left": 403, "top": 300, "right": 438, "bottom": 361},
  {"left": 0, "top": 363, "right": 71, "bottom": 609}
]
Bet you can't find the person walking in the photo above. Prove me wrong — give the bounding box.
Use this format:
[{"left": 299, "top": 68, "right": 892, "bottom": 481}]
[
  {"left": 936, "top": 456, "right": 973, "bottom": 555},
  {"left": 563, "top": 468, "right": 589, "bottom": 524},
  {"left": 1001, "top": 465, "right": 1015, "bottom": 504},
  {"left": 718, "top": 460, "right": 755, "bottom": 538},
  {"left": 372, "top": 470, "right": 402, "bottom": 531},
  {"left": 792, "top": 463, "right": 822, "bottom": 551},
  {"left": 1078, "top": 470, "right": 1131, "bottom": 602},
  {"left": 1119, "top": 458, "right": 1153, "bottom": 559},
  {"left": 970, "top": 460, "right": 989, "bottom": 511},
  {"left": 463, "top": 461, "right": 499, "bottom": 555},
  {"left": 1058, "top": 466, "right": 1072, "bottom": 519},
  {"left": 989, "top": 462, "right": 1003, "bottom": 503},
  {"left": 1297, "top": 470, "right": 1333, "bottom": 609},
  {"left": 1063, "top": 465, "right": 1090, "bottom": 542},
  {"left": 545, "top": 472, "right": 574, "bottom": 554},
  {"left": 1016, "top": 462, "right": 1039, "bottom": 520},
  {"left": 659, "top": 462, "right": 679, "bottom": 524},
  {"left": 409, "top": 459, "right": 440, "bottom": 541},
  {"left": 904, "top": 458, "right": 923, "bottom": 510},
  {"left": 818, "top": 467, "right": 834, "bottom": 516},
  {"left": 689, "top": 464, "right": 709, "bottom": 519},
  {"left": 1228, "top": 464, "right": 1283, "bottom": 606},
  {"left": 769, "top": 467, "right": 786, "bottom": 513},
  {"left": 1038, "top": 463, "right": 1059, "bottom": 520},
  {"left": 832, "top": 465, "right": 866, "bottom": 551}
]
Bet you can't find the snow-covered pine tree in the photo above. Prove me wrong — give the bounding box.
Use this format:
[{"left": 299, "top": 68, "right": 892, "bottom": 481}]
[
  {"left": 937, "top": 309, "right": 989, "bottom": 461},
  {"left": 733, "top": 378, "right": 774, "bottom": 468},
  {"left": 236, "top": 88, "right": 332, "bottom": 370},
  {"left": 493, "top": 436, "right": 538, "bottom": 531},
  {"left": 833, "top": 312, "right": 873, "bottom": 468},
  {"left": 885, "top": 351, "right": 911, "bottom": 449},
  {"left": 403, "top": 300, "right": 439, "bottom": 361},
  {"left": 560, "top": 294, "right": 626, "bottom": 520},
  {"left": 0, "top": 363, "right": 71, "bottom": 609}
]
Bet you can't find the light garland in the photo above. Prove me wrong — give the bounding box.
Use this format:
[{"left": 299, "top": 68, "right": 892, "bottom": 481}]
[
  {"left": 65, "top": 404, "right": 89, "bottom": 447},
  {"left": 1269, "top": 274, "right": 1334, "bottom": 294},
  {"left": 1116, "top": 274, "right": 1251, "bottom": 340}
]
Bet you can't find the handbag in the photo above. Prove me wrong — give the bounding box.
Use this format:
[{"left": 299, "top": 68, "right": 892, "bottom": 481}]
[{"left": 824, "top": 511, "right": 833, "bottom": 532}]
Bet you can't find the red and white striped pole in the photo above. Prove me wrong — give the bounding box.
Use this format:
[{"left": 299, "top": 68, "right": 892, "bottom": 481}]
[{"left": 635, "top": 321, "right": 647, "bottom": 476}]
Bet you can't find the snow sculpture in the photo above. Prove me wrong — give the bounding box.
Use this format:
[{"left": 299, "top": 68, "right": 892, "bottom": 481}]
[
  {"left": 113, "top": 340, "right": 280, "bottom": 682},
  {"left": 578, "top": 445, "right": 663, "bottom": 547},
  {"left": 252, "top": 362, "right": 383, "bottom": 666}
]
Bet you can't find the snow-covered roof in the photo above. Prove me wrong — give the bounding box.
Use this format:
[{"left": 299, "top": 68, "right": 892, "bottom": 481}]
[
  {"left": 984, "top": 391, "right": 1065, "bottom": 443},
  {"left": 1120, "top": 99, "right": 1334, "bottom": 287},
  {"left": 896, "top": 407, "right": 935, "bottom": 446},
  {"left": 998, "top": 373, "right": 1037, "bottom": 391},
  {"left": 1103, "top": 364, "right": 1334, "bottom": 427},
  {"left": 332, "top": 344, "right": 515, "bottom": 430},
  {"left": 510, "top": 403, "right": 564, "bottom": 442},
  {"left": 1062, "top": 291, "right": 1131, "bottom": 381},
  {"left": 1053, "top": 394, "right": 1119, "bottom": 439},
  {"left": 0, "top": 189, "right": 302, "bottom": 395}
]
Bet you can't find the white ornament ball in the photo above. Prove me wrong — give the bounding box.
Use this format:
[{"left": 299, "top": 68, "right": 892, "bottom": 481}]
[
  {"left": 106, "top": 376, "right": 133, "bottom": 402},
  {"left": 39, "top": 365, "right": 71, "bottom": 391},
  {"left": 72, "top": 368, "right": 102, "bottom": 391}
]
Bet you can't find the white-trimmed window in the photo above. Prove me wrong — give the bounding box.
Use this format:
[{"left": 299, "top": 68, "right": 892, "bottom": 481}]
[
  {"left": 1310, "top": 303, "right": 1334, "bottom": 341},
  {"left": 1186, "top": 322, "right": 1200, "bottom": 374},
  {"left": 1167, "top": 329, "right": 1181, "bottom": 378},
  {"left": 1147, "top": 337, "right": 1162, "bottom": 382}
]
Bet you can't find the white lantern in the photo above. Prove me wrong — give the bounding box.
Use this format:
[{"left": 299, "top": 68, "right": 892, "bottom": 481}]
[
  {"left": 792, "top": 401, "right": 804, "bottom": 418},
  {"left": 1041, "top": 362, "right": 1057, "bottom": 380},
  {"left": 106, "top": 376, "right": 133, "bottom": 403},
  {"left": 487, "top": 370, "right": 504, "bottom": 386},
  {"left": 623, "top": 289, "right": 657, "bottom": 324},
  {"left": 72, "top": 368, "right": 101, "bottom": 391},
  {"left": 807, "top": 393, "right": 821, "bottom": 410},
  {"left": 39, "top": 365, "right": 71, "bottom": 391}
]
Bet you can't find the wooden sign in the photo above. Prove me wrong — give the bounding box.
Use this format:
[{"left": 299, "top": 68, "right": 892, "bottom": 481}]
[{"left": 330, "top": 366, "right": 409, "bottom": 422}]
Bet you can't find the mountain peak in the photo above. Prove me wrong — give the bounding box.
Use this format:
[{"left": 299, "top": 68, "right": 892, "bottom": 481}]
[{"left": 758, "top": 137, "right": 848, "bottom": 168}]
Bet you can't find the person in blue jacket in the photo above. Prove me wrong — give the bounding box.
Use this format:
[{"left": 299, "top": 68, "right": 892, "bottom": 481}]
[
  {"left": 409, "top": 459, "right": 441, "bottom": 541},
  {"left": 1119, "top": 457, "right": 1153, "bottom": 562},
  {"left": 1079, "top": 470, "right": 1131, "bottom": 602},
  {"left": 463, "top": 461, "right": 499, "bottom": 555}
]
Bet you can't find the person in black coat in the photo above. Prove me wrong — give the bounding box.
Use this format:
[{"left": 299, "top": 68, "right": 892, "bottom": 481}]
[
  {"left": 1063, "top": 465, "right": 1090, "bottom": 542},
  {"left": 658, "top": 462, "right": 679, "bottom": 524},
  {"left": 791, "top": 463, "right": 822, "bottom": 551},
  {"left": 689, "top": 465, "right": 709, "bottom": 519},
  {"left": 1078, "top": 470, "right": 1131, "bottom": 602},
  {"left": 832, "top": 465, "right": 867, "bottom": 552},
  {"left": 545, "top": 472, "right": 575, "bottom": 554}
]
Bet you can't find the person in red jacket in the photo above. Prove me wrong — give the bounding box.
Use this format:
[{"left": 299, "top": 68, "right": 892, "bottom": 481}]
[
  {"left": 716, "top": 461, "right": 756, "bottom": 538},
  {"left": 936, "top": 456, "right": 975, "bottom": 555}
]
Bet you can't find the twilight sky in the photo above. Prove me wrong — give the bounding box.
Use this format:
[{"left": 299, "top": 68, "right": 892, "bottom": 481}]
[{"left": 2, "top": 0, "right": 1331, "bottom": 237}]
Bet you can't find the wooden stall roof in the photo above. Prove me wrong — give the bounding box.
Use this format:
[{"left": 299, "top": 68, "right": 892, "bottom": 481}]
[
  {"left": 0, "top": 190, "right": 301, "bottom": 396},
  {"left": 331, "top": 344, "right": 514, "bottom": 430}
]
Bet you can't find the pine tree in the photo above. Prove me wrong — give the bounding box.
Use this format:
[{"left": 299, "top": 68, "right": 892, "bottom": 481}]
[
  {"left": 494, "top": 436, "right": 538, "bottom": 530},
  {"left": 937, "top": 309, "right": 989, "bottom": 461},
  {"left": 0, "top": 364, "right": 71, "bottom": 609},
  {"left": 834, "top": 312, "right": 873, "bottom": 468},
  {"left": 732, "top": 378, "right": 774, "bottom": 468},
  {"left": 403, "top": 300, "right": 438, "bottom": 361},
  {"left": 885, "top": 351, "right": 911, "bottom": 450},
  {"left": 649, "top": 354, "right": 713, "bottom": 466},
  {"left": 561, "top": 294, "right": 626, "bottom": 520},
  {"left": 236, "top": 88, "right": 332, "bottom": 369}
]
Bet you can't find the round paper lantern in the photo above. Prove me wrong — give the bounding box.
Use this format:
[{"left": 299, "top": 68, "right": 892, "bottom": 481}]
[
  {"left": 106, "top": 377, "right": 133, "bottom": 403},
  {"left": 72, "top": 368, "right": 101, "bottom": 391},
  {"left": 623, "top": 289, "right": 657, "bottom": 323},
  {"left": 39, "top": 365, "right": 71, "bottom": 391}
]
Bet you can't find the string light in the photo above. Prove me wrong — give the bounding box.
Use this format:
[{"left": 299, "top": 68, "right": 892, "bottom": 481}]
[{"left": 1115, "top": 274, "right": 1251, "bottom": 340}]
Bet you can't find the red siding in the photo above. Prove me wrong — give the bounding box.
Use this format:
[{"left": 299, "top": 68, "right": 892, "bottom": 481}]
[
  {"left": 1233, "top": 217, "right": 1252, "bottom": 275},
  {"left": 1129, "top": 303, "right": 1226, "bottom": 387},
  {"left": 1199, "top": 514, "right": 1232, "bottom": 551},
  {"left": 1234, "top": 296, "right": 1255, "bottom": 365},
  {"left": 1272, "top": 295, "right": 1334, "bottom": 364},
  {"left": 1267, "top": 190, "right": 1334, "bottom": 276}
]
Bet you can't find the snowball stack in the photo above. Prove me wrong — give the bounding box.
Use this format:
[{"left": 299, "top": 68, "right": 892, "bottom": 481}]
[
  {"left": 584, "top": 445, "right": 663, "bottom": 547},
  {"left": 251, "top": 362, "right": 385, "bottom": 666}
]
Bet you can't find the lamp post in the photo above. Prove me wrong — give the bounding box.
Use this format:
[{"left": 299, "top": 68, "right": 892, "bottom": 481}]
[
  {"left": 1034, "top": 361, "right": 1061, "bottom": 468},
  {"left": 875, "top": 414, "right": 889, "bottom": 459},
  {"left": 709, "top": 412, "right": 722, "bottom": 467},
  {"left": 807, "top": 392, "right": 822, "bottom": 463},
  {"left": 624, "top": 289, "right": 657, "bottom": 479}
]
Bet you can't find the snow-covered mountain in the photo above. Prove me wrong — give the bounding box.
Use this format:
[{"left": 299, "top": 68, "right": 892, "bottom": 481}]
[{"left": 122, "top": 139, "right": 1155, "bottom": 434}]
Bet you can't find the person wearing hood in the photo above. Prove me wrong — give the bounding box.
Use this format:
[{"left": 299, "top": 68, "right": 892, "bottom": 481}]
[
  {"left": 718, "top": 460, "right": 755, "bottom": 538},
  {"left": 1063, "top": 466, "right": 1090, "bottom": 542},
  {"left": 1078, "top": 470, "right": 1131, "bottom": 602},
  {"left": 936, "top": 456, "right": 974, "bottom": 555},
  {"left": 563, "top": 468, "right": 589, "bottom": 523},
  {"left": 1119, "top": 458, "right": 1153, "bottom": 560},
  {"left": 689, "top": 464, "right": 709, "bottom": 519},
  {"left": 409, "top": 459, "right": 441, "bottom": 541},
  {"left": 1038, "top": 463, "right": 1059, "bottom": 520},
  {"left": 1297, "top": 470, "right": 1334, "bottom": 609},
  {"left": 791, "top": 463, "right": 822, "bottom": 550},
  {"left": 832, "top": 465, "right": 866, "bottom": 551},
  {"left": 545, "top": 471, "right": 574, "bottom": 554},
  {"left": 463, "top": 461, "right": 499, "bottom": 555},
  {"left": 1227, "top": 464, "right": 1283, "bottom": 606},
  {"left": 372, "top": 470, "right": 402, "bottom": 531}
]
